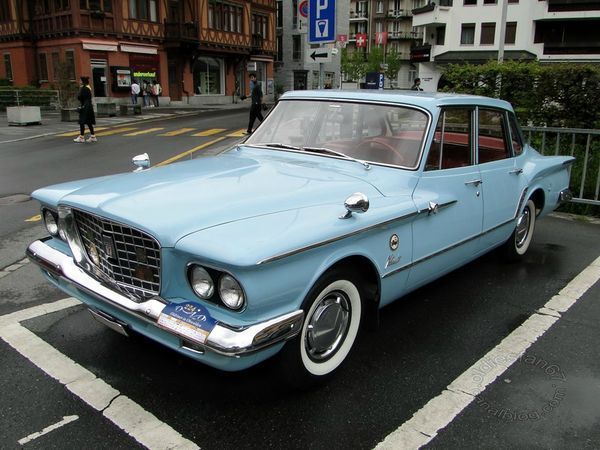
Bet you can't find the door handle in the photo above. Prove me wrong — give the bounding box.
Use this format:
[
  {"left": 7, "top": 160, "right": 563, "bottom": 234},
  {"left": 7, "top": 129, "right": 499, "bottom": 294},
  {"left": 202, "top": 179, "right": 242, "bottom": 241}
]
[
  {"left": 509, "top": 168, "right": 523, "bottom": 175},
  {"left": 464, "top": 179, "right": 482, "bottom": 187}
]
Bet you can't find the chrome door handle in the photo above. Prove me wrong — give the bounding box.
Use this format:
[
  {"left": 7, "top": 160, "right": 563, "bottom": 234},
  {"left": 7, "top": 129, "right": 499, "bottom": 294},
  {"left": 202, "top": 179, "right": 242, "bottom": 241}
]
[
  {"left": 509, "top": 168, "right": 523, "bottom": 175},
  {"left": 464, "top": 179, "right": 482, "bottom": 187}
]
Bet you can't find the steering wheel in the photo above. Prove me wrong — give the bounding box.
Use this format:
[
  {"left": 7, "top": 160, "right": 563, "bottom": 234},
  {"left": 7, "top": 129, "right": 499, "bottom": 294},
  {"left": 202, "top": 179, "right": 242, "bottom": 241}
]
[{"left": 355, "top": 138, "right": 405, "bottom": 165}]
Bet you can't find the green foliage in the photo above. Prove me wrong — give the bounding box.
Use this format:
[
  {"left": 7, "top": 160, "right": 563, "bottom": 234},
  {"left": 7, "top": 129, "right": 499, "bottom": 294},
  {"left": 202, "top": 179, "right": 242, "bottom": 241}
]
[
  {"left": 384, "top": 47, "right": 403, "bottom": 85},
  {"left": 54, "top": 61, "right": 79, "bottom": 108},
  {"left": 341, "top": 47, "right": 367, "bottom": 83},
  {"left": 366, "top": 46, "right": 384, "bottom": 73},
  {"left": 439, "top": 61, "right": 600, "bottom": 129}
]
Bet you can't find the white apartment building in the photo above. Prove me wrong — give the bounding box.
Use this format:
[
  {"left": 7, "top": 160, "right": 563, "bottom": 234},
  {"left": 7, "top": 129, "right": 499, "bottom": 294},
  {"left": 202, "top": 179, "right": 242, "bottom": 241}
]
[{"left": 411, "top": 0, "right": 600, "bottom": 91}]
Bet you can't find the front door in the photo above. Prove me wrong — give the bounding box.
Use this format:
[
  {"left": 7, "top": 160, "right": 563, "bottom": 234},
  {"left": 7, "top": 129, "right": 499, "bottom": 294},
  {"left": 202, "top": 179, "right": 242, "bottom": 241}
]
[
  {"left": 92, "top": 66, "right": 106, "bottom": 98},
  {"left": 168, "top": 57, "right": 181, "bottom": 101}
]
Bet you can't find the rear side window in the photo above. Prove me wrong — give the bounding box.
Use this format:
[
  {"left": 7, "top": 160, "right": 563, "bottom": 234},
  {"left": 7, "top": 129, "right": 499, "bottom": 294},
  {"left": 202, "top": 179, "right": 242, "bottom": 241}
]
[
  {"left": 426, "top": 108, "right": 473, "bottom": 170},
  {"left": 508, "top": 113, "right": 524, "bottom": 156},
  {"left": 478, "top": 109, "right": 511, "bottom": 163}
]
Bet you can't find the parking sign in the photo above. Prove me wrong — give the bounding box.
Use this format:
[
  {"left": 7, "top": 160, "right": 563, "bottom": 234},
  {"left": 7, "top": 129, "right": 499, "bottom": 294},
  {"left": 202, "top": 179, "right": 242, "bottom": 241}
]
[{"left": 309, "top": 0, "right": 336, "bottom": 44}]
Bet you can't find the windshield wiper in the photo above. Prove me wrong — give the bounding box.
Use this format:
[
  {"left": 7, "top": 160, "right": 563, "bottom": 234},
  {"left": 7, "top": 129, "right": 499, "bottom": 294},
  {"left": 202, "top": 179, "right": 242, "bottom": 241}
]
[
  {"left": 302, "top": 146, "right": 371, "bottom": 170},
  {"left": 249, "top": 142, "right": 302, "bottom": 151}
]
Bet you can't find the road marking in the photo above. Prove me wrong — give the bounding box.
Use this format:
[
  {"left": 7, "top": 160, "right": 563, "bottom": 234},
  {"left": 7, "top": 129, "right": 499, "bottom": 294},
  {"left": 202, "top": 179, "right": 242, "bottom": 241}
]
[
  {"left": 0, "top": 298, "right": 199, "bottom": 449},
  {"left": 156, "top": 136, "right": 226, "bottom": 166},
  {"left": 123, "top": 127, "right": 165, "bottom": 136},
  {"left": 25, "top": 214, "right": 42, "bottom": 222},
  {"left": 193, "top": 128, "right": 226, "bottom": 137},
  {"left": 227, "top": 128, "right": 247, "bottom": 137},
  {"left": 375, "top": 255, "right": 600, "bottom": 450},
  {"left": 94, "top": 127, "right": 137, "bottom": 137},
  {"left": 158, "top": 128, "right": 196, "bottom": 136},
  {"left": 57, "top": 128, "right": 108, "bottom": 137},
  {"left": 18, "top": 415, "right": 79, "bottom": 445}
]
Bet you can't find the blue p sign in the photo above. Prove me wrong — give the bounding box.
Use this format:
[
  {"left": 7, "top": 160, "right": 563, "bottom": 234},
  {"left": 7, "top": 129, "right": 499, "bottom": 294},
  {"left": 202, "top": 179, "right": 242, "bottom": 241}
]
[{"left": 309, "top": 0, "right": 336, "bottom": 43}]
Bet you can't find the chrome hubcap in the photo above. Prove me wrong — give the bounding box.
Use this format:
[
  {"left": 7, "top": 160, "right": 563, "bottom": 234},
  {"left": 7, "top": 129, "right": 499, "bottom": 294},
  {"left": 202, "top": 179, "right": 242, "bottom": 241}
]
[
  {"left": 515, "top": 207, "right": 531, "bottom": 248},
  {"left": 306, "top": 291, "right": 351, "bottom": 362}
]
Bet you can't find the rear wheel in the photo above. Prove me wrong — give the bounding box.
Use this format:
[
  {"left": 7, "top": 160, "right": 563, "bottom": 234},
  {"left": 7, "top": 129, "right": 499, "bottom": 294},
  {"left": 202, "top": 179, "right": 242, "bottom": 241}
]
[
  {"left": 279, "top": 268, "right": 363, "bottom": 387},
  {"left": 503, "top": 199, "right": 536, "bottom": 260}
]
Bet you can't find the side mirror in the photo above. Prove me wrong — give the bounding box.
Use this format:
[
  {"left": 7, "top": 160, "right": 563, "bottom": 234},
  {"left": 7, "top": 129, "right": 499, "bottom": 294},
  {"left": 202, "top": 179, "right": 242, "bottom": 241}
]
[
  {"left": 132, "top": 153, "right": 150, "bottom": 172},
  {"left": 340, "top": 192, "right": 369, "bottom": 219}
]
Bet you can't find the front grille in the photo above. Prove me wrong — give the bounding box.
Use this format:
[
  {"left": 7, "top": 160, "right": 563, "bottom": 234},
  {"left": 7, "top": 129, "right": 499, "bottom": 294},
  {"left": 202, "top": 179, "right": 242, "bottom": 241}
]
[{"left": 73, "top": 209, "right": 161, "bottom": 301}]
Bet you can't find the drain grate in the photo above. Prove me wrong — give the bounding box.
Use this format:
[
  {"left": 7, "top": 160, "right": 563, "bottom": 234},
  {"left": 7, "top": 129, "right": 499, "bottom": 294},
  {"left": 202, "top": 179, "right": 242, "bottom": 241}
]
[{"left": 0, "top": 194, "right": 31, "bottom": 206}]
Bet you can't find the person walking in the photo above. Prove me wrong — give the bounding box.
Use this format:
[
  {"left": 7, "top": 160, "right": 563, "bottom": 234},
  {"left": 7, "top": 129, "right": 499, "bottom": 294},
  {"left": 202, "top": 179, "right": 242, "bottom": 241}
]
[
  {"left": 73, "top": 76, "right": 97, "bottom": 143},
  {"left": 411, "top": 78, "right": 423, "bottom": 91},
  {"left": 245, "top": 73, "right": 263, "bottom": 134},
  {"left": 151, "top": 80, "right": 162, "bottom": 107},
  {"left": 131, "top": 79, "right": 140, "bottom": 104},
  {"left": 142, "top": 80, "right": 150, "bottom": 107}
]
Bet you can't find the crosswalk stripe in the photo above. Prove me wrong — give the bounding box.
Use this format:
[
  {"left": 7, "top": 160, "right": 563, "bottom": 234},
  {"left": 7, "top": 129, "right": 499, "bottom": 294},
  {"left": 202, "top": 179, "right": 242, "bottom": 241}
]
[
  {"left": 227, "top": 128, "right": 247, "bottom": 137},
  {"left": 193, "top": 128, "right": 226, "bottom": 137},
  {"left": 158, "top": 128, "right": 196, "bottom": 136},
  {"left": 156, "top": 137, "right": 227, "bottom": 167},
  {"left": 123, "top": 128, "right": 165, "bottom": 136},
  {"left": 57, "top": 127, "right": 108, "bottom": 137},
  {"left": 94, "top": 127, "right": 137, "bottom": 137}
]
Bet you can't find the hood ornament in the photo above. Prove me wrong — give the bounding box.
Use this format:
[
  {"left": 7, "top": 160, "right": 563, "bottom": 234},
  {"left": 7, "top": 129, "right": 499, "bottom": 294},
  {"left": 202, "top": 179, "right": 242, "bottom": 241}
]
[
  {"left": 340, "top": 192, "right": 369, "bottom": 219},
  {"left": 132, "top": 153, "right": 150, "bottom": 172}
]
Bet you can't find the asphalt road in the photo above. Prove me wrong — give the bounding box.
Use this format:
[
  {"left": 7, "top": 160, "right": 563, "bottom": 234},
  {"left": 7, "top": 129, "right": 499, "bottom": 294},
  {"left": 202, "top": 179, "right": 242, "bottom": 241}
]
[{"left": 0, "top": 113, "right": 599, "bottom": 449}]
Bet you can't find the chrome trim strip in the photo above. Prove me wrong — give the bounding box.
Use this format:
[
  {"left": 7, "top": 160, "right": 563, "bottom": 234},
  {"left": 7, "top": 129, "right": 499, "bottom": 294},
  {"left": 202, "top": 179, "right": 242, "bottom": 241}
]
[
  {"left": 416, "top": 200, "right": 457, "bottom": 215},
  {"left": 27, "top": 239, "right": 303, "bottom": 357},
  {"left": 382, "top": 217, "right": 516, "bottom": 279}
]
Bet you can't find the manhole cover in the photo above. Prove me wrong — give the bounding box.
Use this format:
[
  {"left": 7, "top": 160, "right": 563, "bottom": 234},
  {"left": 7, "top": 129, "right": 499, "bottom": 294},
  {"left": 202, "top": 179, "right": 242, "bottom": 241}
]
[{"left": 0, "top": 194, "right": 31, "bottom": 205}]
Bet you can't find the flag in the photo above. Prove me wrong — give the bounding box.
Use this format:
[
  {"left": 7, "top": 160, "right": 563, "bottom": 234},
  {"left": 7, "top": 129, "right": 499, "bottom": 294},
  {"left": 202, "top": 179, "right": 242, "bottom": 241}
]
[{"left": 355, "top": 33, "right": 367, "bottom": 48}]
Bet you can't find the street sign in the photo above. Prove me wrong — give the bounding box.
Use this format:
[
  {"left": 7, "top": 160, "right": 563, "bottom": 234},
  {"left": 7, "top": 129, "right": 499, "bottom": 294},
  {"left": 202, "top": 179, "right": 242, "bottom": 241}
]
[
  {"left": 298, "top": 0, "right": 308, "bottom": 34},
  {"left": 305, "top": 48, "right": 332, "bottom": 64},
  {"left": 309, "top": 0, "right": 336, "bottom": 44}
]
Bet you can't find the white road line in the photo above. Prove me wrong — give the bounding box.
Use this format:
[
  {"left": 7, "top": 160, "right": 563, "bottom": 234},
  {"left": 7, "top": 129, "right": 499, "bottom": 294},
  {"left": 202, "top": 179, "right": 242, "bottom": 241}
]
[
  {"left": 0, "top": 299, "right": 199, "bottom": 449},
  {"left": 18, "top": 415, "right": 79, "bottom": 445},
  {"left": 375, "top": 255, "right": 600, "bottom": 450}
]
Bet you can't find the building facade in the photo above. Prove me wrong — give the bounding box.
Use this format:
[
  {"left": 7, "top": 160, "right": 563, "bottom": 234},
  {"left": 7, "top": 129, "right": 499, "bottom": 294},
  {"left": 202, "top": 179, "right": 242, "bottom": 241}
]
[
  {"left": 411, "top": 0, "right": 600, "bottom": 91},
  {"left": 274, "top": 0, "right": 349, "bottom": 92},
  {"left": 0, "top": 0, "right": 276, "bottom": 104}
]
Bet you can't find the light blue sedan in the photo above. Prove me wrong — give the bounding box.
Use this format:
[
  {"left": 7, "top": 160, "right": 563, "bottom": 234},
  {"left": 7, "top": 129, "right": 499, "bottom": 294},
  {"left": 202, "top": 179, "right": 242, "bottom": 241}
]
[{"left": 27, "top": 91, "right": 574, "bottom": 386}]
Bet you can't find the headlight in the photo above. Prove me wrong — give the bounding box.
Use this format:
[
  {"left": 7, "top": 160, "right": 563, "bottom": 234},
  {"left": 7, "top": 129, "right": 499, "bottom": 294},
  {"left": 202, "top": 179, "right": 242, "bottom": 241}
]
[
  {"left": 189, "top": 265, "right": 214, "bottom": 299},
  {"left": 219, "top": 274, "right": 245, "bottom": 310},
  {"left": 43, "top": 210, "right": 59, "bottom": 236}
]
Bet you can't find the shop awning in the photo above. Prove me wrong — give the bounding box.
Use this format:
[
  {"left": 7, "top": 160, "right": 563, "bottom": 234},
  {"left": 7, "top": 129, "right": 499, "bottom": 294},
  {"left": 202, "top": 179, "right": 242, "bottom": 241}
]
[
  {"left": 250, "top": 55, "right": 274, "bottom": 62},
  {"left": 120, "top": 44, "right": 158, "bottom": 55},
  {"left": 82, "top": 40, "right": 119, "bottom": 52}
]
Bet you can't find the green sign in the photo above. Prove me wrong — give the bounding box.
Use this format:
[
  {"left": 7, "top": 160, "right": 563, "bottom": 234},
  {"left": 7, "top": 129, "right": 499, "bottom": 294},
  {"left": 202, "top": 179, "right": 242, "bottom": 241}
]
[{"left": 133, "top": 71, "right": 156, "bottom": 78}]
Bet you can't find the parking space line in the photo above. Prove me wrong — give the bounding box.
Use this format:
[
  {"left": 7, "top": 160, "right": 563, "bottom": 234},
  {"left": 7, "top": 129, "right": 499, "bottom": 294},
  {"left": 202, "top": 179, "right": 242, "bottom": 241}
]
[
  {"left": 18, "top": 415, "right": 79, "bottom": 445},
  {"left": 0, "top": 298, "right": 199, "bottom": 449},
  {"left": 375, "top": 255, "right": 600, "bottom": 450}
]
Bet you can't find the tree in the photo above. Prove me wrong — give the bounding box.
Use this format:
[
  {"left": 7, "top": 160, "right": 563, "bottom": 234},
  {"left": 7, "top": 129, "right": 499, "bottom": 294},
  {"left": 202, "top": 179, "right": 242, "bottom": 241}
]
[
  {"left": 341, "top": 48, "right": 367, "bottom": 87},
  {"left": 384, "top": 47, "right": 403, "bottom": 87}
]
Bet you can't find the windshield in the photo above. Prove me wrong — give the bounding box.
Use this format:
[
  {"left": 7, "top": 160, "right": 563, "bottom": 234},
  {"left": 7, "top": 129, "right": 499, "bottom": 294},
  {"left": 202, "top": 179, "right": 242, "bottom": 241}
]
[{"left": 245, "top": 99, "right": 429, "bottom": 168}]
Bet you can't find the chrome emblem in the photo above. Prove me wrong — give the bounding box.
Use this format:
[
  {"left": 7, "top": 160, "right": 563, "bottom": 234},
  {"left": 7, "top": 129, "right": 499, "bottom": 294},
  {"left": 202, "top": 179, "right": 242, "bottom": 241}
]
[
  {"left": 102, "top": 234, "right": 117, "bottom": 260},
  {"left": 389, "top": 234, "right": 399, "bottom": 251}
]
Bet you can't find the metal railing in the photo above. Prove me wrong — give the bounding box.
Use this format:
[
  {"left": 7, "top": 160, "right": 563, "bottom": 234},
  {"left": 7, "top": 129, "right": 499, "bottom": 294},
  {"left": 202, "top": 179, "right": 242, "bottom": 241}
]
[
  {"left": 0, "top": 89, "right": 60, "bottom": 111},
  {"left": 523, "top": 126, "right": 600, "bottom": 206}
]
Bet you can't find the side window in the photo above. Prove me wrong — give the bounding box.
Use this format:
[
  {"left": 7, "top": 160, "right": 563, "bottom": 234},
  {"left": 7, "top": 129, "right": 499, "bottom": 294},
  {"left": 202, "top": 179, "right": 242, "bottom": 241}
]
[
  {"left": 508, "top": 113, "right": 524, "bottom": 156},
  {"left": 478, "top": 109, "right": 511, "bottom": 163},
  {"left": 425, "top": 108, "right": 473, "bottom": 171}
]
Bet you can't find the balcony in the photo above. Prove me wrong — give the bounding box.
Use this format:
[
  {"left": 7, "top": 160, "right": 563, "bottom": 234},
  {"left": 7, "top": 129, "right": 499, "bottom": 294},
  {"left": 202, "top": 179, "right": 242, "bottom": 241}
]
[
  {"left": 388, "top": 31, "right": 423, "bottom": 40},
  {"left": 164, "top": 21, "right": 199, "bottom": 43},
  {"left": 350, "top": 11, "right": 369, "bottom": 20},
  {"left": 412, "top": 2, "right": 452, "bottom": 27},
  {"left": 386, "top": 9, "right": 412, "bottom": 19}
]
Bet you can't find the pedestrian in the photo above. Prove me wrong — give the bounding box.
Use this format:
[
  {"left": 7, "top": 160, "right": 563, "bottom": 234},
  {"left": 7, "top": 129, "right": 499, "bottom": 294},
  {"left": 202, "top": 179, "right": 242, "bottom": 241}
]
[
  {"left": 151, "top": 80, "right": 162, "bottom": 107},
  {"left": 131, "top": 79, "right": 140, "bottom": 104},
  {"left": 411, "top": 78, "right": 423, "bottom": 91},
  {"left": 73, "top": 76, "right": 97, "bottom": 143},
  {"left": 245, "top": 73, "right": 263, "bottom": 135},
  {"left": 142, "top": 80, "right": 150, "bottom": 107}
]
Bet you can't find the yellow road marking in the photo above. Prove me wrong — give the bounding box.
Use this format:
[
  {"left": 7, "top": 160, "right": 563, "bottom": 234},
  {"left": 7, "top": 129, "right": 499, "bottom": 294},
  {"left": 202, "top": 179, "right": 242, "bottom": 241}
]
[
  {"left": 57, "top": 127, "right": 108, "bottom": 137},
  {"left": 156, "top": 137, "right": 227, "bottom": 167},
  {"left": 25, "top": 214, "right": 42, "bottom": 222},
  {"left": 158, "top": 128, "right": 196, "bottom": 136},
  {"left": 94, "top": 127, "right": 138, "bottom": 137},
  {"left": 123, "top": 128, "right": 165, "bottom": 136},
  {"left": 227, "top": 128, "right": 247, "bottom": 137},
  {"left": 193, "top": 128, "right": 226, "bottom": 137}
]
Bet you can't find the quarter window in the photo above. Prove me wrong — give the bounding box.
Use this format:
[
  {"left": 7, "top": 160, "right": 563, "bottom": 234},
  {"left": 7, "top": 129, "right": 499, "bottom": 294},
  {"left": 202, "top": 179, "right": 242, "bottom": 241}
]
[
  {"left": 426, "top": 108, "right": 473, "bottom": 170},
  {"left": 478, "top": 109, "right": 511, "bottom": 163},
  {"left": 508, "top": 113, "right": 524, "bottom": 156}
]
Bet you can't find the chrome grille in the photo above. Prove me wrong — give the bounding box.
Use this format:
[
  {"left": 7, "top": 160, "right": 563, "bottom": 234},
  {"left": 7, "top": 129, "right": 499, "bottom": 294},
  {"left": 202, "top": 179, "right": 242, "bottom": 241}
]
[{"left": 73, "top": 210, "right": 161, "bottom": 301}]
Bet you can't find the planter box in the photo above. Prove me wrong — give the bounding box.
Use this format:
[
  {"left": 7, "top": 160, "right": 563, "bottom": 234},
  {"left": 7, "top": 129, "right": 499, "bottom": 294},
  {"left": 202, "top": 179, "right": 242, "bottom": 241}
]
[
  {"left": 96, "top": 102, "right": 117, "bottom": 117},
  {"left": 119, "top": 104, "right": 142, "bottom": 116},
  {"left": 61, "top": 108, "right": 79, "bottom": 122},
  {"left": 7, "top": 106, "right": 42, "bottom": 126}
]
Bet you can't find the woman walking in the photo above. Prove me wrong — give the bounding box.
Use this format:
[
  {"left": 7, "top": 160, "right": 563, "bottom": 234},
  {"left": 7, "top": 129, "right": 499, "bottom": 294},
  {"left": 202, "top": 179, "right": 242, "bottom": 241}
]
[{"left": 74, "top": 76, "right": 97, "bottom": 143}]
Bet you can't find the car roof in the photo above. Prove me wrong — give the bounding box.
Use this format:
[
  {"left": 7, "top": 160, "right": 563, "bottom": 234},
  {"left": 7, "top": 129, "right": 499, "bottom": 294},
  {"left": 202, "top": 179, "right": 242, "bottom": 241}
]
[{"left": 279, "top": 90, "right": 514, "bottom": 114}]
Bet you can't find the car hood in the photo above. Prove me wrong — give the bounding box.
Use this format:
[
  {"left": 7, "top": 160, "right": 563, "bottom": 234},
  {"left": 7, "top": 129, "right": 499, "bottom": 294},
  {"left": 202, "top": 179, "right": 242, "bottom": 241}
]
[{"left": 45, "top": 148, "right": 388, "bottom": 247}]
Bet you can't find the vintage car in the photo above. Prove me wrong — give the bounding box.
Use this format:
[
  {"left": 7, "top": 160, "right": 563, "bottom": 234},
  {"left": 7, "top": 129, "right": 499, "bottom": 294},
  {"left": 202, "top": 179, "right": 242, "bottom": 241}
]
[{"left": 27, "top": 91, "right": 574, "bottom": 385}]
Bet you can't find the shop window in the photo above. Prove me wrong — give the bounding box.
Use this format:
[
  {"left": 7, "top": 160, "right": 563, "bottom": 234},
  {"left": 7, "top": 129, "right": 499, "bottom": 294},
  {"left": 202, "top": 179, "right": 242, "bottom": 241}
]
[
  {"left": 460, "top": 23, "right": 475, "bottom": 45},
  {"left": 129, "top": 0, "right": 157, "bottom": 21},
  {"left": 193, "top": 57, "right": 223, "bottom": 95},
  {"left": 480, "top": 22, "right": 495, "bottom": 45},
  {"left": 208, "top": 1, "right": 243, "bottom": 33},
  {"left": 39, "top": 53, "right": 49, "bottom": 82},
  {"left": 505, "top": 22, "right": 517, "bottom": 44},
  {"left": 65, "top": 50, "right": 76, "bottom": 81},
  {"left": 3, "top": 53, "right": 12, "bottom": 81},
  {"left": 0, "top": 0, "right": 10, "bottom": 22}
]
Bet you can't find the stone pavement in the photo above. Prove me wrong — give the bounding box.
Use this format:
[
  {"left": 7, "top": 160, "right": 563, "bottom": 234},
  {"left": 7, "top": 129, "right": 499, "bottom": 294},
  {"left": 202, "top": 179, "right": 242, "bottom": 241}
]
[{"left": 0, "top": 102, "right": 250, "bottom": 145}]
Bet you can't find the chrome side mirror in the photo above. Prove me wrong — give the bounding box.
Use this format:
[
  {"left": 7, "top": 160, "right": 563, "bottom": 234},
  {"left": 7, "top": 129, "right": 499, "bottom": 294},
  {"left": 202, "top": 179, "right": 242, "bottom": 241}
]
[
  {"left": 132, "top": 153, "right": 150, "bottom": 172},
  {"left": 340, "top": 192, "right": 369, "bottom": 219}
]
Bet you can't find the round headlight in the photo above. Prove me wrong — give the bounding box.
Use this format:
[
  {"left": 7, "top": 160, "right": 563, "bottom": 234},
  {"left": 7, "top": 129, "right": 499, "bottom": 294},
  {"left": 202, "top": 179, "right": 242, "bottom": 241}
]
[
  {"left": 189, "top": 265, "right": 214, "bottom": 299},
  {"left": 219, "top": 275, "right": 245, "bottom": 310},
  {"left": 44, "top": 210, "right": 58, "bottom": 236}
]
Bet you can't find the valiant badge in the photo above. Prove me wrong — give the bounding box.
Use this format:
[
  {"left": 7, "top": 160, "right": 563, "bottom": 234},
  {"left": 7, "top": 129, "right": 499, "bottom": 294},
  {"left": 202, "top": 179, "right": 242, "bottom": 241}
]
[{"left": 389, "top": 234, "right": 399, "bottom": 251}]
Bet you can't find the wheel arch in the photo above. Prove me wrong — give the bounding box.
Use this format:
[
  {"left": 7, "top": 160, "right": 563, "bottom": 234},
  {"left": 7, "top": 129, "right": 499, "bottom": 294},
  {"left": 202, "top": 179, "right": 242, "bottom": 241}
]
[{"left": 529, "top": 188, "right": 545, "bottom": 216}]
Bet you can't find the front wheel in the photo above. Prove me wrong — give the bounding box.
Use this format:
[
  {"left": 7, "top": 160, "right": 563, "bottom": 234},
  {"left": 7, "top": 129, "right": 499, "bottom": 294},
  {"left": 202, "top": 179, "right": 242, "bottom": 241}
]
[
  {"left": 279, "top": 268, "right": 363, "bottom": 387},
  {"left": 503, "top": 199, "right": 536, "bottom": 260}
]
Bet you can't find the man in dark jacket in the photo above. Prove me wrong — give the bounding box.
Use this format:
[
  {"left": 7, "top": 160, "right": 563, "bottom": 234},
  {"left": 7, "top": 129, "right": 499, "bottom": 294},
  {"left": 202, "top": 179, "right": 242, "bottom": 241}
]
[
  {"left": 245, "top": 73, "right": 264, "bottom": 134},
  {"left": 74, "top": 76, "right": 97, "bottom": 143}
]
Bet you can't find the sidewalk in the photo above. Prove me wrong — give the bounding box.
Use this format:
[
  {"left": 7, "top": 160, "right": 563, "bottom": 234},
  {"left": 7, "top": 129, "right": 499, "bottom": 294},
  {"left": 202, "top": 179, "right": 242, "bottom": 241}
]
[{"left": 0, "top": 102, "right": 250, "bottom": 144}]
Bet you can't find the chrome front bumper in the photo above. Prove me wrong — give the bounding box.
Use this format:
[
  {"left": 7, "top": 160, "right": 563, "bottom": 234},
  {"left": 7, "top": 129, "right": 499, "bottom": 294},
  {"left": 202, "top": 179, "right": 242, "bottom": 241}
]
[{"left": 27, "top": 239, "right": 304, "bottom": 357}]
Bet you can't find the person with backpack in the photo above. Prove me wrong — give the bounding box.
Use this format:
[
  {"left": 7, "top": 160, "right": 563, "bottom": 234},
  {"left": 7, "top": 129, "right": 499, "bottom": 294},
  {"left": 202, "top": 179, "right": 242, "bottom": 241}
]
[{"left": 73, "top": 76, "right": 97, "bottom": 143}]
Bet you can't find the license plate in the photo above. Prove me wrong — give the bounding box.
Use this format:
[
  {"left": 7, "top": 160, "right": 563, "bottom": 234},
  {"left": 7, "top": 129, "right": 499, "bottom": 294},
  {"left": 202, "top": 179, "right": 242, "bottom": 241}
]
[{"left": 157, "top": 301, "right": 216, "bottom": 345}]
